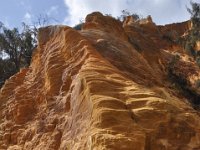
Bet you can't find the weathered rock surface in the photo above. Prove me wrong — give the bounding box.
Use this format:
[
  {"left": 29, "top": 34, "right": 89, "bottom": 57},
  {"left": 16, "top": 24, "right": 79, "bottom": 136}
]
[
  {"left": 0, "top": 12, "right": 200, "bottom": 150},
  {"left": 195, "top": 41, "right": 200, "bottom": 51}
]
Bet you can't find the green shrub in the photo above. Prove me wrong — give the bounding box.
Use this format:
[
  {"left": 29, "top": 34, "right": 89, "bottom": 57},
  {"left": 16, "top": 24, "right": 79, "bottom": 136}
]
[
  {"left": 0, "top": 22, "right": 37, "bottom": 88},
  {"left": 182, "top": 2, "right": 200, "bottom": 59},
  {"left": 73, "top": 23, "right": 83, "bottom": 30},
  {"left": 187, "top": 2, "right": 200, "bottom": 29},
  {"left": 118, "top": 10, "right": 140, "bottom": 21}
]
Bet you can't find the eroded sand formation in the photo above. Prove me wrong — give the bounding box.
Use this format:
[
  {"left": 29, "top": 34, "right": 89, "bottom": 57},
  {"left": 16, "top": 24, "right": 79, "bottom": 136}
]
[{"left": 0, "top": 12, "right": 200, "bottom": 150}]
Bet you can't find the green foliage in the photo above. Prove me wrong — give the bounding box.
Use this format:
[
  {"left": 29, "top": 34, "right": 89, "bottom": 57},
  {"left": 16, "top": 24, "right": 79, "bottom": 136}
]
[
  {"left": 73, "top": 23, "right": 83, "bottom": 30},
  {"left": 0, "top": 58, "right": 16, "bottom": 87},
  {"left": 119, "top": 10, "right": 140, "bottom": 21},
  {"left": 187, "top": 2, "right": 200, "bottom": 28},
  {"left": 167, "top": 55, "right": 200, "bottom": 108},
  {"left": 0, "top": 22, "right": 37, "bottom": 88},
  {"left": 180, "top": 2, "right": 200, "bottom": 62}
]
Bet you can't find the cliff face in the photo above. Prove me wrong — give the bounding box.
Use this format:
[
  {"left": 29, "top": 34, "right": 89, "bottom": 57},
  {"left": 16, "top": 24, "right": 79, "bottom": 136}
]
[{"left": 0, "top": 12, "right": 200, "bottom": 150}]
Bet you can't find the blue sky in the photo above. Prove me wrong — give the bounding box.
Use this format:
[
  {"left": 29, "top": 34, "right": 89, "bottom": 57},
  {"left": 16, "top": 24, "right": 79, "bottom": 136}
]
[
  {"left": 0, "top": 0, "right": 67, "bottom": 28},
  {"left": 0, "top": 0, "right": 198, "bottom": 28}
]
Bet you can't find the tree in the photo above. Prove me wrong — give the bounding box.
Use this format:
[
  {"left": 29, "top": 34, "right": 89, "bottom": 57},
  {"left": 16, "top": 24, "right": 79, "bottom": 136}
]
[
  {"left": 118, "top": 10, "right": 140, "bottom": 21},
  {"left": 21, "top": 23, "right": 37, "bottom": 65},
  {"left": 0, "top": 13, "right": 56, "bottom": 88},
  {"left": 73, "top": 23, "right": 83, "bottom": 30},
  {"left": 0, "top": 24, "right": 36, "bottom": 71},
  {"left": 0, "top": 22, "right": 37, "bottom": 88},
  {"left": 182, "top": 2, "right": 200, "bottom": 58},
  {"left": 187, "top": 2, "right": 200, "bottom": 29},
  {"left": 73, "top": 20, "right": 84, "bottom": 30},
  {"left": 0, "top": 27, "right": 21, "bottom": 70},
  {"left": 186, "top": 2, "right": 200, "bottom": 44}
]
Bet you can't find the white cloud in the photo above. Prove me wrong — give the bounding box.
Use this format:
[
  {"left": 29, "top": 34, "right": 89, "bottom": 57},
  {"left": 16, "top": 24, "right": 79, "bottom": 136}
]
[
  {"left": 47, "top": 6, "right": 59, "bottom": 16},
  {"left": 63, "top": 0, "right": 199, "bottom": 26},
  {"left": 24, "top": 12, "right": 31, "bottom": 20},
  {"left": 63, "top": 0, "right": 126, "bottom": 26},
  {"left": 24, "top": 12, "right": 32, "bottom": 24},
  {"left": 4, "top": 18, "right": 10, "bottom": 27}
]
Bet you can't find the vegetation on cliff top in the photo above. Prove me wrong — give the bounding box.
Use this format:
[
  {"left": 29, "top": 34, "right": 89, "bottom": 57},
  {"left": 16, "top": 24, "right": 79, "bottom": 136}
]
[
  {"left": 184, "top": 2, "right": 200, "bottom": 59},
  {"left": 0, "top": 2, "right": 200, "bottom": 89},
  {"left": 0, "top": 23, "right": 37, "bottom": 87}
]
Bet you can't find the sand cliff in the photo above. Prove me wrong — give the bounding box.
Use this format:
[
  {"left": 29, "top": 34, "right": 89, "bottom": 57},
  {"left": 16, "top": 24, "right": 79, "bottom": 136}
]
[{"left": 0, "top": 12, "right": 200, "bottom": 150}]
